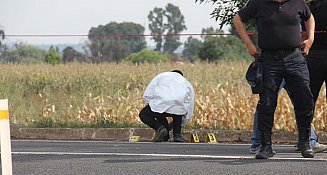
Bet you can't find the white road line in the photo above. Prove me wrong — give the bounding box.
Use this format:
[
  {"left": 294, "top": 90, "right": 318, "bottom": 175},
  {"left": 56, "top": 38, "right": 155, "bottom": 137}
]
[
  {"left": 11, "top": 140, "right": 297, "bottom": 147},
  {"left": 12, "top": 152, "right": 327, "bottom": 161}
]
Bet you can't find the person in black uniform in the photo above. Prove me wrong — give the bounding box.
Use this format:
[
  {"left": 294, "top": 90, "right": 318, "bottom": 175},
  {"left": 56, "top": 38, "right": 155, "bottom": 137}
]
[
  {"left": 233, "top": 0, "right": 315, "bottom": 159},
  {"left": 306, "top": 0, "right": 327, "bottom": 109},
  {"left": 305, "top": 0, "right": 327, "bottom": 147}
]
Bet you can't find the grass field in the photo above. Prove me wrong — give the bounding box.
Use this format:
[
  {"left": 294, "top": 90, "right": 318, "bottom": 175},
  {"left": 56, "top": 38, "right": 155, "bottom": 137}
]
[{"left": 1, "top": 61, "right": 326, "bottom": 131}]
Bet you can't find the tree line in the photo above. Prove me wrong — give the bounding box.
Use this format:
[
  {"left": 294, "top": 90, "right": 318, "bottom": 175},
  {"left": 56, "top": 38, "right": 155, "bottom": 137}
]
[{"left": 0, "top": 2, "right": 253, "bottom": 64}]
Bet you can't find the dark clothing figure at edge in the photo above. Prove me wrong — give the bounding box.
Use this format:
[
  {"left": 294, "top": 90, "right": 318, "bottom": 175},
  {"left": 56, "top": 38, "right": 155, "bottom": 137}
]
[
  {"left": 250, "top": 0, "right": 327, "bottom": 155},
  {"left": 304, "top": 0, "right": 327, "bottom": 152},
  {"left": 234, "top": 0, "right": 316, "bottom": 159}
]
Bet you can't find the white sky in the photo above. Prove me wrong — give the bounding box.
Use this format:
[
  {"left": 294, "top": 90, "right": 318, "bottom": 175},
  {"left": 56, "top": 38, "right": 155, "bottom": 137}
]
[{"left": 0, "top": 0, "right": 230, "bottom": 45}]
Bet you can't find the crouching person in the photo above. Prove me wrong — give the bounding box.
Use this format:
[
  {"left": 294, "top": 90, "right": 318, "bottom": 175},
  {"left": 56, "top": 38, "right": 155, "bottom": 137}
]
[{"left": 139, "top": 70, "right": 195, "bottom": 142}]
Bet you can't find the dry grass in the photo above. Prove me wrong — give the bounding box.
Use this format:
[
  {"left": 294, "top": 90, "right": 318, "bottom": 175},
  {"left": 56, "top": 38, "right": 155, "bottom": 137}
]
[{"left": 0, "top": 62, "right": 326, "bottom": 131}]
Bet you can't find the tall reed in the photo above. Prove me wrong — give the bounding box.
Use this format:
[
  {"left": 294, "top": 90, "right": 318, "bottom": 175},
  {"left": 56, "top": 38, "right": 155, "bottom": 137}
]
[{"left": 0, "top": 62, "right": 325, "bottom": 131}]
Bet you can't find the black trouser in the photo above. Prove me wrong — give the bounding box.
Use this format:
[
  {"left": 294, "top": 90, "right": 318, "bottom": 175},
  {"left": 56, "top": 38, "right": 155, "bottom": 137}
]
[
  {"left": 257, "top": 50, "right": 314, "bottom": 132},
  {"left": 306, "top": 49, "right": 327, "bottom": 103},
  {"left": 139, "top": 105, "right": 183, "bottom": 135}
]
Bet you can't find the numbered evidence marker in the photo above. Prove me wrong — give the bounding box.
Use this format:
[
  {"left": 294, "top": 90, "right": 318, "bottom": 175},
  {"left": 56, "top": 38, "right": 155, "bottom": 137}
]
[
  {"left": 128, "top": 128, "right": 140, "bottom": 142},
  {"left": 205, "top": 133, "right": 217, "bottom": 143},
  {"left": 190, "top": 133, "right": 200, "bottom": 143},
  {"left": 0, "top": 99, "right": 13, "bottom": 175}
]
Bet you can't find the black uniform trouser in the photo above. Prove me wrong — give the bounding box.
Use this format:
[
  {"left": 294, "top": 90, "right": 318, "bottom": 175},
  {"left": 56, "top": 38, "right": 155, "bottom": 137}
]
[
  {"left": 139, "top": 104, "right": 183, "bottom": 135},
  {"left": 306, "top": 50, "right": 327, "bottom": 103},
  {"left": 257, "top": 50, "right": 314, "bottom": 132}
]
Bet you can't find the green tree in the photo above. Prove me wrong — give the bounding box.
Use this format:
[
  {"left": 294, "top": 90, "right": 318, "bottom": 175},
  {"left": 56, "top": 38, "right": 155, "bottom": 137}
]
[
  {"left": 125, "top": 48, "right": 168, "bottom": 64},
  {"left": 1, "top": 44, "right": 47, "bottom": 64},
  {"left": 201, "top": 27, "right": 225, "bottom": 39},
  {"left": 148, "top": 7, "right": 165, "bottom": 52},
  {"left": 62, "top": 46, "right": 84, "bottom": 63},
  {"left": 198, "top": 35, "right": 251, "bottom": 62},
  {"left": 195, "top": 0, "right": 248, "bottom": 29},
  {"left": 182, "top": 36, "right": 202, "bottom": 61},
  {"left": 88, "top": 22, "right": 146, "bottom": 62},
  {"left": 148, "top": 3, "right": 186, "bottom": 53},
  {"left": 45, "top": 46, "right": 61, "bottom": 65},
  {"left": 198, "top": 36, "right": 223, "bottom": 62},
  {"left": 163, "top": 3, "right": 187, "bottom": 53},
  {"left": 196, "top": 0, "right": 312, "bottom": 27},
  {"left": 195, "top": 1, "right": 259, "bottom": 51}
]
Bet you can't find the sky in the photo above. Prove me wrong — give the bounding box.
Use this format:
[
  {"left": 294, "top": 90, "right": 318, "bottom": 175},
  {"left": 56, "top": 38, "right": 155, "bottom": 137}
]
[{"left": 0, "top": 0, "right": 230, "bottom": 46}]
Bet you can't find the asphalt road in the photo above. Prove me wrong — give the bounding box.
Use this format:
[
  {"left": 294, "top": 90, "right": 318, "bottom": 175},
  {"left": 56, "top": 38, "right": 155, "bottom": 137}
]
[{"left": 1, "top": 140, "right": 327, "bottom": 175}]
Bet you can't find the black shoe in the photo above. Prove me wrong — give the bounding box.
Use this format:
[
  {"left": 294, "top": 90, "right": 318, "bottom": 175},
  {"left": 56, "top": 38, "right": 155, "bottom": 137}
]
[
  {"left": 163, "top": 133, "right": 170, "bottom": 142},
  {"left": 173, "top": 134, "right": 186, "bottom": 142},
  {"left": 297, "top": 139, "right": 314, "bottom": 158},
  {"left": 255, "top": 145, "right": 274, "bottom": 159},
  {"left": 301, "top": 148, "right": 314, "bottom": 158},
  {"left": 298, "top": 128, "right": 314, "bottom": 158},
  {"left": 152, "top": 126, "right": 168, "bottom": 142}
]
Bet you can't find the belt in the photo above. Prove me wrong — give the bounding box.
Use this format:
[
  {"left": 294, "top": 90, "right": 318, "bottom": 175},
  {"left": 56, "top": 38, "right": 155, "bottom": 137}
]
[{"left": 261, "top": 48, "right": 299, "bottom": 56}]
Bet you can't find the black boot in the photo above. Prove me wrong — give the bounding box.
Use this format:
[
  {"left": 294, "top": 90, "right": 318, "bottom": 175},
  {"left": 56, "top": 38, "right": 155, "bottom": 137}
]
[
  {"left": 163, "top": 132, "right": 170, "bottom": 142},
  {"left": 152, "top": 126, "right": 168, "bottom": 142},
  {"left": 255, "top": 130, "right": 274, "bottom": 159},
  {"left": 298, "top": 128, "right": 314, "bottom": 158},
  {"left": 174, "top": 134, "right": 186, "bottom": 142}
]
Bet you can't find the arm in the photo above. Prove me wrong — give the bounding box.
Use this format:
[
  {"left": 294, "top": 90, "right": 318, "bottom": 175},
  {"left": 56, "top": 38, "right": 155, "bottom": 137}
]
[
  {"left": 143, "top": 76, "right": 158, "bottom": 104},
  {"left": 182, "top": 84, "right": 195, "bottom": 125},
  {"left": 302, "top": 14, "right": 315, "bottom": 55},
  {"left": 233, "top": 14, "right": 258, "bottom": 56}
]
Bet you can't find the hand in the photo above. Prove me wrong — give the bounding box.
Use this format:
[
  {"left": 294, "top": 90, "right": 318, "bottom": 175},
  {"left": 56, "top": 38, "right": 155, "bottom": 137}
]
[
  {"left": 247, "top": 44, "right": 260, "bottom": 57},
  {"left": 301, "top": 38, "right": 314, "bottom": 55}
]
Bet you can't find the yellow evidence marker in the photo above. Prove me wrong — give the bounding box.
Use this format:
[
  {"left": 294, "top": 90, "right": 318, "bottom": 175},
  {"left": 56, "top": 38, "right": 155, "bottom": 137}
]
[
  {"left": 128, "top": 128, "right": 140, "bottom": 142},
  {"left": 190, "top": 133, "right": 200, "bottom": 143},
  {"left": 205, "top": 133, "right": 217, "bottom": 143}
]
